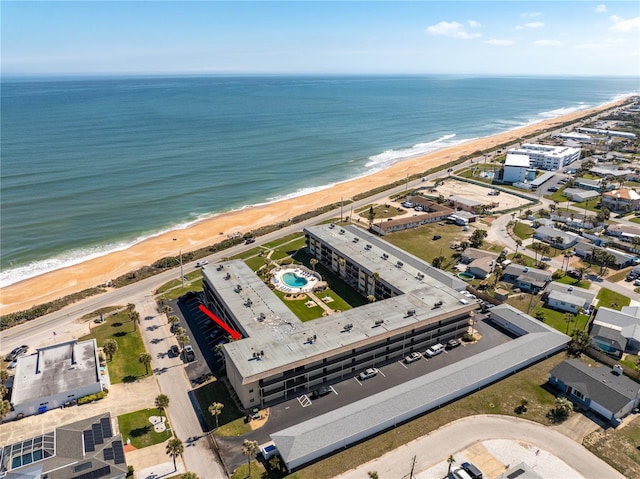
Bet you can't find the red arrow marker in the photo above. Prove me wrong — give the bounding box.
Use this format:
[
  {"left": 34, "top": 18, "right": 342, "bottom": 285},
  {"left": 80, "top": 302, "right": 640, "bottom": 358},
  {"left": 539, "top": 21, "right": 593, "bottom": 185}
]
[{"left": 199, "top": 304, "right": 242, "bottom": 340}]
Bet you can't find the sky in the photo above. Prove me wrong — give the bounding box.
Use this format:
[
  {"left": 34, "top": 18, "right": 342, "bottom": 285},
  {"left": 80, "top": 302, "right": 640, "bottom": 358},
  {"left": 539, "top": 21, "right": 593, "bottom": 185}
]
[{"left": 2, "top": 1, "right": 639, "bottom": 77}]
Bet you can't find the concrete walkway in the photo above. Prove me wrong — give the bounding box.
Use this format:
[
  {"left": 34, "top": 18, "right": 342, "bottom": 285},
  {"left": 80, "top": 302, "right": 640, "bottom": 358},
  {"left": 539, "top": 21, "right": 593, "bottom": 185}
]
[{"left": 334, "top": 415, "right": 624, "bottom": 479}]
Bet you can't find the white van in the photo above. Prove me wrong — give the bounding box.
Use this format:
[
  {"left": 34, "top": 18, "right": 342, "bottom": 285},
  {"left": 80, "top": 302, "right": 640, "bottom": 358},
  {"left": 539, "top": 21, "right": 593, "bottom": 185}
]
[{"left": 452, "top": 467, "right": 474, "bottom": 479}]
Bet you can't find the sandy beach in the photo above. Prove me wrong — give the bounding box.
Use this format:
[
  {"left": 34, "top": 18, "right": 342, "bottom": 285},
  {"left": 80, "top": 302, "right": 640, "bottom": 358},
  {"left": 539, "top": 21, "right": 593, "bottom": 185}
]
[{"left": 0, "top": 99, "right": 627, "bottom": 315}]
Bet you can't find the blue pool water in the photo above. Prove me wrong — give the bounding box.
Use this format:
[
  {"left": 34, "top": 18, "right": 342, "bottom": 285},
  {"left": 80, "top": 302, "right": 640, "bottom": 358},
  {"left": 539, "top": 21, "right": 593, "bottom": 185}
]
[{"left": 282, "top": 272, "right": 308, "bottom": 288}]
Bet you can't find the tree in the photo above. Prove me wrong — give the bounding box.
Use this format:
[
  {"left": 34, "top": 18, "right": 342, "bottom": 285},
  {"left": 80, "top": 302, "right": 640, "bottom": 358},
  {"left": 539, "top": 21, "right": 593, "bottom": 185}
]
[
  {"left": 127, "top": 303, "right": 136, "bottom": 312},
  {"left": 103, "top": 339, "right": 118, "bottom": 361},
  {"left": 535, "top": 311, "right": 545, "bottom": 322},
  {"left": 155, "top": 394, "right": 170, "bottom": 419},
  {"left": 138, "top": 352, "right": 152, "bottom": 375},
  {"left": 564, "top": 313, "right": 575, "bottom": 334},
  {"left": 514, "top": 239, "right": 522, "bottom": 258},
  {"left": 553, "top": 397, "right": 573, "bottom": 419},
  {"left": 181, "top": 473, "right": 199, "bottom": 479},
  {"left": 367, "top": 206, "right": 376, "bottom": 229},
  {"left": 310, "top": 258, "right": 318, "bottom": 271},
  {"left": 0, "top": 400, "right": 11, "bottom": 422},
  {"left": 568, "top": 330, "right": 590, "bottom": 357},
  {"left": 367, "top": 295, "right": 376, "bottom": 303},
  {"left": 447, "top": 455, "right": 456, "bottom": 475},
  {"left": 469, "top": 229, "right": 487, "bottom": 248},
  {"left": 208, "top": 402, "right": 224, "bottom": 429},
  {"left": 554, "top": 236, "right": 564, "bottom": 256},
  {"left": 129, "top": 310, "right": 140, "bottom": 332},
  {"left": 177, "top": 333, "right": 190, "bottom": 348},
  {"left": 431, "top": 255, "right": 446, "bottom": 270},
  {"left": 166, "top": 437, "right": 184, "bottom": 472},
  {"left": 269, "top": 456, "right": 282, "bottom": 472},
  {"left": 367, "top": 472, "right": 379, "bottom": 479},
  {"left": 168, "top": 315, "right": 180, "bottom": 330},
  {"left": 242, "top": 440, "right": 259, "bottom": 476},
  {"left": 161, "top": 305, "right": 173, "bottom": 316}
]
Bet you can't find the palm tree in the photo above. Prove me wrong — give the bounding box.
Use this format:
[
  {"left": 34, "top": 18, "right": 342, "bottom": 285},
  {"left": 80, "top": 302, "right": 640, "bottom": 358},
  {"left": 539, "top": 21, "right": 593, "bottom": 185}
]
[
  {"left": 310, "top": 258, "right": 318, "bottom": 272},
  {"left": 214, "top": 343, "right": 226, "bottom": 361},
  {"left": 367, "top": 472, "right": 379, "bottom": 479},
  {"left": 138, "top": 352, "right": 152, "bottom": 375},
  {"left": 367, "top": 295, "right": 376, "bottom": 303},
  {"left": 367, "top": 206, "right": 376, "bottom": 229},
  {"left": 102, "top": 339, "right": 118, "bottom": 361},
  {"left": 242, "top": 440, "right": 259, "bottom": 476},
  {"left": 166, "top": 437, "right": 184, "bottom": 472},
  {"left": 432, "top": 255, "right": 446, "bottom": 270},
  {"left": 181, "top": 473, "right": 199, "bottom": 479},
  {"left": 168, "top": 315, "right": 180, "bottom": 330},
  {"left": 371, "top": 272, "right": 380, "bottom": 296},
  {"left": 564, "top": 313, "right": 575, "bottom": 335},
  {"left": 177, "top": 333, "right": 190, "bottom": 349},
  {"left": 514, "top": 238, "right": 522, "bottom": 258},
  {"left": 208, "top": 402, "right": 224, "bottom": 429},
  {"left": 127, "top": 303, "right": 136, "bottom": 313},
  {"left": 161, "top": 305, "right": 173, "bottom": 316},
  {"left": 129, "top": 310, "right": 140, "bottom": 331},
  {"left": 155, "top": 394, "right": 170, "bottom": 420},
  {"left": 554, "top": 397, "right": 573, "bottom": 418},
  {"left": 447, "top": 455, "right": 456, "bottom": 475}
]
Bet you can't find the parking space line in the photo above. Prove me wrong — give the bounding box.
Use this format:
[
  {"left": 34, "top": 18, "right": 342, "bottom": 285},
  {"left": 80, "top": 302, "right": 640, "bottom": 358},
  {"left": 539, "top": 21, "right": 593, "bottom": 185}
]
[
  {"left": 330, "top": 386, "right": 337, "bottom": 395},
  {"left": 398, "top": 360, "right": 408, "bottom": 369},
  {"left": 355, "top": 377, "right": 363, "bottom": 386},
  {"left": 377, "top": 369, "right": 386, "bottom": 377}
]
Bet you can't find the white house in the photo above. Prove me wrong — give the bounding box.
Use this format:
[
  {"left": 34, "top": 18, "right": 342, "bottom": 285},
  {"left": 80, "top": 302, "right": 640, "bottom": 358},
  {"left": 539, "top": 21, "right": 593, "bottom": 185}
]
[
  {"left": 543, "top": 282, "right": 595, "bottom": 314},
  {"left": 8, "top": 339, "right": 106, "bottom": 420},
  {"left": 534, "top": 226, "right": 580, "bottom": 250},
  {"left": 562, "top": 187, "right": 601, "bottom": 203}
]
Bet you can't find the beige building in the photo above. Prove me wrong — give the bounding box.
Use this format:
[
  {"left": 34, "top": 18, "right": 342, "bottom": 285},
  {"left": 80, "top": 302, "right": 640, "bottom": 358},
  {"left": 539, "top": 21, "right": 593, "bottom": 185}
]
[
  {"left": 202, "top": 224, "right": 477, "bottom": 409},
  {"left": 601, "top": 188, "right": 640, "bottom": 212}
]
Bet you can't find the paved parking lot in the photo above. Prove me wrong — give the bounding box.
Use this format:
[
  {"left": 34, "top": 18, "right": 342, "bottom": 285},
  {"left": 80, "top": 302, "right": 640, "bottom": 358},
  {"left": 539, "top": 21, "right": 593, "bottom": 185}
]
[{"left": 216, "top": 315, "right": 515, "bottom": 471}]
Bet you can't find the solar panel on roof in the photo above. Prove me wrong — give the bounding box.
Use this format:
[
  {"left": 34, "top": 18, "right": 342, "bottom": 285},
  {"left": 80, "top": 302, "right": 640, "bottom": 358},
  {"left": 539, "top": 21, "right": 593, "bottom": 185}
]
[
  {"left": 83, "top": 430, "right": 95, "bottom": 452},
  {"left": 103, "top": 447, "right": 114, "bottom": 461},
  {"left": 92, "top": 423, "right": 104, "bottom": 444},
  {"left": 112, "top": 440, "right": 125, "bottom": 464},
  {"left": 100, "top": 417, "right": 113, "bottom": 438}
]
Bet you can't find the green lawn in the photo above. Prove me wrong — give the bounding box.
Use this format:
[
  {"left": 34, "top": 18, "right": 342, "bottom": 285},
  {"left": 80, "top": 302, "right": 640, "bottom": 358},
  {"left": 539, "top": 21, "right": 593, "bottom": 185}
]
[
  {"left": 596, "top": 288, "right": 631, "bottom": 310},
  {"left": 554, "top": 274, "right": 591, "bottom": 289},
  {"left": 505, "top": 294, "right": 588, "bottom": 334},
  {"left": 274, "top": 291, "right": 327, "bottom": 322},
  {"left": 118, "top": 408, "right": 172, "bottom": 449},
  {"left": 193, "top": 380, "right": 245, "bottom": 433},
  {"left": 157, "top": 278, "right": 203, "bottom": 302},
  {"left": 513, "top": 222, "right": 534, "bottom": 240},
  {"left": 79, "top": 310, "right": 149, "bottom": 384},
  {"left": 355, "top": 203, "right": 408, "bottom": 220}
]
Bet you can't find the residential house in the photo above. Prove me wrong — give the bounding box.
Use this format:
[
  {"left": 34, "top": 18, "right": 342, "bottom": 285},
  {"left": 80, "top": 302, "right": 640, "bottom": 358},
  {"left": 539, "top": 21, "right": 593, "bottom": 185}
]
[
  {"left": 549, "top": 359, "right": 640, "bottom": 426},
  {"left": 534, "top": 226, "right": 580, "bottom": 250},
  {"left": 0, "top": 413, "right": 128, "bottom": 478},
  {"left": 574, "top": 178, "right": 605, "bottom": 191},
  {"left": 543, "top": 282, "right": 595, "bottom": 314},
  {"left": 590, "top": 167, "right": 634, "bottom": 178},
  {"left": 448, "top": 195, "right": 484, "bottom": 213},
  {"left": 573, "top": 241, "right": 636, "bottom": 269},
  {"left": 467, "top": 256, "right": 495, "bottom": 279},
  {"left": 460, "top": 248, "right": 499, "bottom": 265},
  {"left": 601, "top": 188, "right": 640, "bottom": 212},
  {"left": 606, "top": 224, "right": 640, "bottom": 243},
  {"left": 591, "top": 306, "right": 640, "bottom": 357},
  {"left": 562, "top": 188, "right": 600, "bottom": 203},
  {"left": 502, "top": 264, "right": 551, "bottom": 293}
]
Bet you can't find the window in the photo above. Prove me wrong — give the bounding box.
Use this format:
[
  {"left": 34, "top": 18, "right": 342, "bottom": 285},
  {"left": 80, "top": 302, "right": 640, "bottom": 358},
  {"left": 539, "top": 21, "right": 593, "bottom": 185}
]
[
  {"left": 572, "top": 389, "right": 585, "bottom": 400},
  {"left": 249, "top": 389, "right": 254, "bottom": 393},
  {"left": 249, "top": 399, "right": 254, "bottom": 403}
]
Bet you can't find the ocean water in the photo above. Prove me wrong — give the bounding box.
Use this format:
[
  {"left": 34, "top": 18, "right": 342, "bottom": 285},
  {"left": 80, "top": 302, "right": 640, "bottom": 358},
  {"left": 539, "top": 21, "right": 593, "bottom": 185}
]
[{"left": 1, "top": 75, "right": 638, "bottom": 287}]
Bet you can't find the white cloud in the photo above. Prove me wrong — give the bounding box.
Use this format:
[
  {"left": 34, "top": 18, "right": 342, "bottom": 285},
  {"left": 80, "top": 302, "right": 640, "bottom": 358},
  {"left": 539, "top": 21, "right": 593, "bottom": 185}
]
[
  {"left": 468, "top": 20, "right": 481, "bottom": 28},
  {"left": 610, "top": 15, "right": 640, "bottom": 32},
  {"left": 485, "top": 39, "right": 515, "bottom": 46},
  {"left": 427, "top": 21, "right": 481, "bottom": 40},
  {"left": 521, "top": 12, "right": 543, "bottom": 18},
  {"left": 595, "top": 4, "right": 607, "bottom": 13},
  {"left": 515, "top": 22, "right": 545, "bottom": 30},
  {"left": 533, "top": 40, "right": 564, "bottom": 46},
  {"left": 574, "top": 43, "right": 606, "bottom": 49}
]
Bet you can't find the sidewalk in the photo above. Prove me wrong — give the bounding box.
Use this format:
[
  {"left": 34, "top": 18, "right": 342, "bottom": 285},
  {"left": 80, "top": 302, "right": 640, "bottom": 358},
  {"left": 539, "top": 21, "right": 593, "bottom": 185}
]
[{"left": 128, "top": 442, "right": 185, "bottom": 479}]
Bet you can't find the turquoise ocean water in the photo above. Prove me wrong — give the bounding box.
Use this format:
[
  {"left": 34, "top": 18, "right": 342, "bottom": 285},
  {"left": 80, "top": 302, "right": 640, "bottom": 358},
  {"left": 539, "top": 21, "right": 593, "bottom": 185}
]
[{"left": 1, "top": 75, "right": 638, "bottom": 286}]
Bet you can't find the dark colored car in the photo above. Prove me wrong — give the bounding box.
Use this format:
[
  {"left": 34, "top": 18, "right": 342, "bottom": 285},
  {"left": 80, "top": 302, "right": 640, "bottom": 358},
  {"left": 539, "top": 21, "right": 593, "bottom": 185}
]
[
  {"left": 5, "top": 345, "right": 28, "bottom": 362},
  {"left": 433, "top": 235, "right": 442, "bottom": 240},
  {"left": 310, "top": 386, "right": 332, "bottom": 399},
  {"left": 446, "top": 338, "right": 461, "bottom": 349},
  {"left": 169, "top": 345, "right": 180, "bottom": 357},
  {"left": 567, "top": 270, "right": 582, "bottom": 279},
  {"left": 245, "top": 238, "right": 256, "bottom": 245}
]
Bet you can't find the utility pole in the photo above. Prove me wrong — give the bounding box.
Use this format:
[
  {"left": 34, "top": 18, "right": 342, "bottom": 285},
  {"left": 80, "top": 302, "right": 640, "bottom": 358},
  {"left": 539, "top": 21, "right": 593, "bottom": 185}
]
[
  {"left": 180, "top": 249, "right": 184, "bottom": 287},
  {"left": 340, "top": 196, "right": 343, "bottom": 223},
  {"left": 409, "top": 455, "right": 416, "bottom": 479}
]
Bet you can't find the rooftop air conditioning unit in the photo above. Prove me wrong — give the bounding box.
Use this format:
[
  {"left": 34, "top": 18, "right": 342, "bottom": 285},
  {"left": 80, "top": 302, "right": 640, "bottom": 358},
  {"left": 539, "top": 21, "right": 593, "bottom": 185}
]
[
  {"left": 612, "top": 364, "right": 623, "bottom": 376},
  {"left": 434, "top": 300, "right": 443, "bottom": 308},
  {"left": 397, "top": 261, "right": 403, "bottom": 268},
  {"left": 407, "top": 309, "right": 416, "bottom": 316},
  {"left": 339, "top": 229, "right": 345, "bottom": 234},
  {"left": 329, "top": 223, "right": 335, "bottom": 228},
  {"left": 374, "top": 319, "right": 384, "bottom": 326},
  {"left": 344, "top": 323, "right": 353, "bottom": 331}
]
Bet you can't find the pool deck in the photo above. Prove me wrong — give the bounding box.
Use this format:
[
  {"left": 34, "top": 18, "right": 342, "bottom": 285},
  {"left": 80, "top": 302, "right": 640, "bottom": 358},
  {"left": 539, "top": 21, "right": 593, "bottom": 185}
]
[{"left": 271, "top": 266, "right": 319, "bottom": 293}]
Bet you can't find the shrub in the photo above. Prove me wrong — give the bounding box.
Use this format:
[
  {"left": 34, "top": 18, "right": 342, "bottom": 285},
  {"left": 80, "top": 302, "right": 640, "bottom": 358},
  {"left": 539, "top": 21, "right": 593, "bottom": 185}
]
[{"left": 78, "top": 391, "right": 108, "bottom": 405}]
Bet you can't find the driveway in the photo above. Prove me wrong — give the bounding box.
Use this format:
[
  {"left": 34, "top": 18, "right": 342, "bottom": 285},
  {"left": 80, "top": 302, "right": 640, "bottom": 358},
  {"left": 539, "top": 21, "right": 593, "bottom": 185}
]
[{"left": 334, "top": 415, "right": 624, "bottom": 479}]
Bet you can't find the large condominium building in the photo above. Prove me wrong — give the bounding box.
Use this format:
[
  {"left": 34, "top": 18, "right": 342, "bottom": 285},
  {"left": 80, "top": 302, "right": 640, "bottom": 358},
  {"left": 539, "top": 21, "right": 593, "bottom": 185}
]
[
  {"left": 507, "top": 143, "right": 581, "bottom": 171},
  {"left": 201, "top": 224, "right": 476, "bottom": 409}
]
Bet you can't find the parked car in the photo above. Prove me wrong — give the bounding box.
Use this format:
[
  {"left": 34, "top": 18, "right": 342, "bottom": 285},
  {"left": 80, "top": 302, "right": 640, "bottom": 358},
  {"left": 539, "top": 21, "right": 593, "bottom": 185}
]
[
  {"left": 8, "top": 360, "right": 18, "bottom": 369},
  {"left": 170, "top": 322, "right": 181, "bottom": 334},
  {"left": 424, "top": 343, "right": 445, "bottom": 357},
  {"left": 461, "top": 461, "right": 484, "bottom": 479},
  {"left": 5, "top": 345, "right": 28, "bottom": 362},
  {"left": 169, "top": 345, "right": 180, "bottom": 357},
  {"left": 634, "top": 279, "right": 640, "bottom": 287},
  {"left": 196, "top": 260, "right": 208, "bottom": 267},
  {"left": 404, "top": 352, "right": 422, "bottom": 364},
  {"left": 245, "top": 238, "right": 256, "bottom": 245},
  {"left": 310, "top": 386, "right": 332, "bottom": 399},
  {"left": 446, "top": 338, "right": 461, "bottom": 349},
  {"left": 433, "top": 235, "right": 442, "bottom": 240},
  {"left": 183, "top": 345, "right": 196, "bottom": 362},
  {"left": 452, "top": 467, "right": 474, "bottom": 479},
  {"left": 567, "top": 270, "right": 582, "bottom": 280},
  {"left": 358, "top": 368, "right": 377, "bottom": 380}
]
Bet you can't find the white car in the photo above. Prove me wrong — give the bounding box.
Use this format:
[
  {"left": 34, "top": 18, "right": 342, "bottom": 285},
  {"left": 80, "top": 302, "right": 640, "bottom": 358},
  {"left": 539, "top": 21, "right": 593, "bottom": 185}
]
[
  {"left": 358, "top": 368, "right": 377, "bottom": 380},
  {"left": 196, "top": 260, "right": 208, "bottom": 267},
  {"left": 404, "top": 352, "right": 422, "bottom": 364},
  {"left": 424, "top": 343, "right": 445, "bottom": 357}
]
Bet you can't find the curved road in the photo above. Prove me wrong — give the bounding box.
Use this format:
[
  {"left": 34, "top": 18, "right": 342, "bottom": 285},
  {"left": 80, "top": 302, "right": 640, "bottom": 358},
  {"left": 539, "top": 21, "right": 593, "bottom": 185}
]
[{"left": 334, "top": 415, "right": 624, "bottom": 479}]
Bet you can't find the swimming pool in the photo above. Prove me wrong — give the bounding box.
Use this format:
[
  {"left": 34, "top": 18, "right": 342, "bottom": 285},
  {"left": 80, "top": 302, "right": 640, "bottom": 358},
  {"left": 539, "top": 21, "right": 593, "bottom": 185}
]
[{"left": 282, "top": 272, "right": 308, "bottom": 288}]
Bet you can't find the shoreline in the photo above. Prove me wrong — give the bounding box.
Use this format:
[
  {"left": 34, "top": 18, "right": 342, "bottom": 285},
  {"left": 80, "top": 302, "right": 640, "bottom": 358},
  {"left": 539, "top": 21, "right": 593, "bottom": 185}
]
[{"left": 0, "top": 98, "right": 629, "bottom": 315}]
